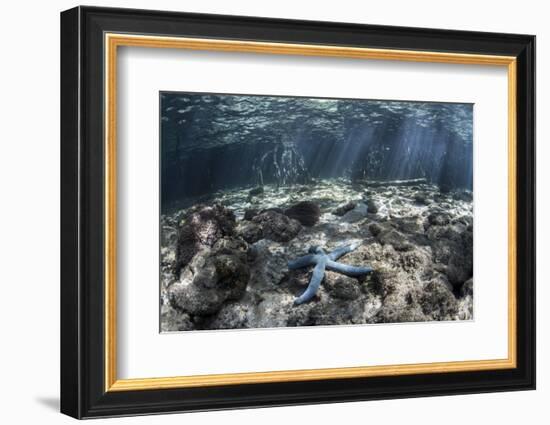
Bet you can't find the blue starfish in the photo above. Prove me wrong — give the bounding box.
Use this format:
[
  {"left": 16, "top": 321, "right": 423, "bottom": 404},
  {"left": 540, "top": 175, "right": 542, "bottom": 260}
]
[{"left": 288, "top": 242, "right": 373, "bottom": 305}]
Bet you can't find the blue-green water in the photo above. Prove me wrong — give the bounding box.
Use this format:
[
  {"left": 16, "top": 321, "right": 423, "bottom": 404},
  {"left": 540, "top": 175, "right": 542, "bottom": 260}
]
[{"left": 160, "top": 93, "right": 472, "bottom": 212}]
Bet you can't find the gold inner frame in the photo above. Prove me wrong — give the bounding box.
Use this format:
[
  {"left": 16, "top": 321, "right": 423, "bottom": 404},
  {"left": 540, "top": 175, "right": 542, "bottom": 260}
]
[{"left": 104, "top": 33, "right": 517, "bottom": 392}]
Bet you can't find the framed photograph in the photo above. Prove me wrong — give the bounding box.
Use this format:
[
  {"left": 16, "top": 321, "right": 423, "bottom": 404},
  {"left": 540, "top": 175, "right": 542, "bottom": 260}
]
[{"left": 60, "top": 6, "right": 535, "bottom": 419}]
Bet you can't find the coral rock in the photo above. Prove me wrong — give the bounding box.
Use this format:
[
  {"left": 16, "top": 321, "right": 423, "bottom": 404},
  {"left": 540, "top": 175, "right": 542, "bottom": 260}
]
[
  {"left": 243, "top": 208, "right": 259, "bottom": 221},
  {"left": 333, "top": 201, "right": 356, "bottom": 216},
  {"left": 341, "top": 202, "right": 368, "bottom": 222},
  {"left": 366, "top": 199, "right": 379, "bottom": 213},
  {"left": 284, "top": 201, "right": 321, "bottom": 227},
  {"left": 324, "top": 271, "right": 362, "bottom": 300},
  {"left": 427, "top": 211, "right": 450, "bottom": 226},
  {"left": 169, "top": 237, "right": 250, "bottom": 316},
  {"left": 238, "top": 210, "right": 302, "bottom": 243},
  {"left": 173, "top": 204, "right": 236, "bottom": 277}
]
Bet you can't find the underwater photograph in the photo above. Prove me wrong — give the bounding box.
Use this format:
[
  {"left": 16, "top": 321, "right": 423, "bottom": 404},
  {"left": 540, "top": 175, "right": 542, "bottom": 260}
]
[{"left": 159, "top": 92, "right": 474, "bottom": 332}]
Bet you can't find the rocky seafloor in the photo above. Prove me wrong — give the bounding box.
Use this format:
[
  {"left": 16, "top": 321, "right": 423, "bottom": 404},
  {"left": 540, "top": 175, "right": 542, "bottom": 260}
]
[{"left": 160, "top": 179, "right": 473, "bottom": 332}]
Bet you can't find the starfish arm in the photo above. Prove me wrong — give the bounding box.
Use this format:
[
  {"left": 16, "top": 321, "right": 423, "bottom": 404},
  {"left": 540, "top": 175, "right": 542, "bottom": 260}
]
[
  {"left": 294, "top": 258, "right": 327, "bottom": 305},
  {"left": 288, "top": 254, "right": 317, "bottom": 270},
  {"left": 326, "top": 260, "right": 373, "bottom": 276},
  {"left": 328, "top": 242, "right": 360, "bottom": 260}
]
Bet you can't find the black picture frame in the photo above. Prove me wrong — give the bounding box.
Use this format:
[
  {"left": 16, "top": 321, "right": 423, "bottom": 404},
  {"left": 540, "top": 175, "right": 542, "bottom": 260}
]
[{"left": 60, "top": 5, "right": 535, "bottom": 419}]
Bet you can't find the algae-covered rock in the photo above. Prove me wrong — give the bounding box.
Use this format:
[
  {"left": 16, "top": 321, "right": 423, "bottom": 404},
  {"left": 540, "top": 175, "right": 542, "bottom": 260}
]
[
  {"left": 284, "top": 201, "right": 321, "bottom": 227},
  {"left": 173, "top": 204, "right": 236, "bottom": 277}
]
